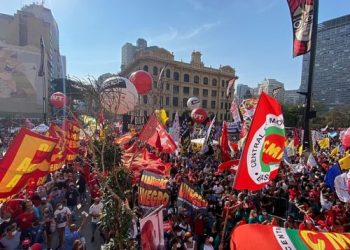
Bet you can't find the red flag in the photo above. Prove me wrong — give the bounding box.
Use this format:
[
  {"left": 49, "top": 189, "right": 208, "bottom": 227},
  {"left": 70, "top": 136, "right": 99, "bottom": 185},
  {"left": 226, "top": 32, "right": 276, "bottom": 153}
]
[
  {"left": 216, "top": 159, "right": 239, "bottom": 175},
  {"left": 293, "top": 128, "right": 301, "bottom": 147},
  {"left": 220, "top": 121, "right": 230, "bottom": 162},
  {"left": 287, "top": 0, "right": 315, "bottom": 57},
  {"left": 139, "top": 114, "right": 177, "bottom": 154},
  {"left": 147, "top": 131, "right": 162, "bottom": 152},
  {"left": 226, "top": 76, "right": 238, "bottom": 97},
  {"left": 233, "top": 92, "right": 285, "bottom": 190}
]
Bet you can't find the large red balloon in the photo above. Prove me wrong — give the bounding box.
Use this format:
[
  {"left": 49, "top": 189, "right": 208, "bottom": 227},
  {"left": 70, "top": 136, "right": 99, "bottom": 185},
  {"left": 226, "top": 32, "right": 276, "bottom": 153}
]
[
  {"left": 50, "top": 92, "right": 67, "bottom": 108},
  {"left": 342, "top": 128, "right": 350, "bottom": 149},
  {"left": 129, "top": 70, "right": 153, "bottom": 95},
  {"left": 191, "top": 108, "right": 208, "bottom": 123}
]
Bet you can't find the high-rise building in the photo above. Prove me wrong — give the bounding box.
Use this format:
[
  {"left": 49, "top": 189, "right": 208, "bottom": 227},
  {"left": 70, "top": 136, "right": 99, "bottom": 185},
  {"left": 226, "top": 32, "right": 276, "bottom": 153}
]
[
  {"left": 300, "top": 14, "right": 350, "bottom": 108},
  {"left": 284, "top": 90, "right": 300, "bottom": 105},
  {"left": 0, "top": 3, "right": 65, "bottom": 116},
  {"left": 258, "top": 78, "right": 285, "bottom": 103},
  {"left": 236, "top": 84, "right": 253, "bottom": 104},
  {"left": 120, "top": 39, "right": 237, "bottom": 122}
]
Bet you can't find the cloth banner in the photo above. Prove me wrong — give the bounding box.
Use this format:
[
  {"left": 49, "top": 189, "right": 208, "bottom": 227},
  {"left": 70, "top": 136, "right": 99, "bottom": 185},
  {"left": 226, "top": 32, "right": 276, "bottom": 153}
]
[
  {"left": 47, "top": 124, "right": 67, "bottom": 172},
  {"left": 138, "top": 171, "right": 169, "bottom": 211},
  {"left": 287, "top": 0, "right": 315, "bottom": 57},
  {"left": 0, "top": 128, "right": 57, "bottom": 200},
  {"left": 180, "top": 116, "right": 192, "bottom": 155},
  {"left": 230, "top": 98, "right": 241, "bottom": 123},
  {"left": 62, "top": 121, "right": 80, "bottom": 162},
  {"left": 231, "top": 224, "right": 350, "bottom": 250},
  {"left": 140, "top": 206, "right": 165, "bottom": 250},
  {"left": 234, "top": 92, "right": 285, "bottom": 190},
  {"left": 178, "top": 182, "right": 208, "bottom": 211}
]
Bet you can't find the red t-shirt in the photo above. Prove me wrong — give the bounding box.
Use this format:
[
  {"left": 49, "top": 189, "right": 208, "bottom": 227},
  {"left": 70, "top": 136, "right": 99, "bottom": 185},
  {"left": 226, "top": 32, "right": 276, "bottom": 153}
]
[
  {"left": 17, "top": 211, "right": 35, "bottom": 231},
  {"left": 90, "top": 189, "right": 101, "bottom": 199}
]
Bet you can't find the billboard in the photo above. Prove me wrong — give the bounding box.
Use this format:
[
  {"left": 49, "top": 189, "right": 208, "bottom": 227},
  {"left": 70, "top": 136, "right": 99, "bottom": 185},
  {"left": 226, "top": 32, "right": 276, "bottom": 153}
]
[{"left": 0, "top": 41, "right": 44, "bottom": 114}]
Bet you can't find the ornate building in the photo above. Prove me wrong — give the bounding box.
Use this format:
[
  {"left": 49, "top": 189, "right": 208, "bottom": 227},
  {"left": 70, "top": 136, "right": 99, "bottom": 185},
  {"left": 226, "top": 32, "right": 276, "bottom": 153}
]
[{"left": 120, "top": 39, "right": 237, "bottom": 122}]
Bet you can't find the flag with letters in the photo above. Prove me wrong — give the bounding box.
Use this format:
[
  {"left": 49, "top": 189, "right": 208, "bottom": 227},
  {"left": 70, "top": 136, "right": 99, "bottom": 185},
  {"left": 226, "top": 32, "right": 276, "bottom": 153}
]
[{"left": 234, "top": 92, "right": 285, "bottom": 190}]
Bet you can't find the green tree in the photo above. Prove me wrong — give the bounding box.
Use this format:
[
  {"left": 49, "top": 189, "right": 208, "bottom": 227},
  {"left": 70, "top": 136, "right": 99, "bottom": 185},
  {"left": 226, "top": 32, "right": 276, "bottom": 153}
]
[{"left": 282, "top": 104, "right": 300, "bottom": 127}]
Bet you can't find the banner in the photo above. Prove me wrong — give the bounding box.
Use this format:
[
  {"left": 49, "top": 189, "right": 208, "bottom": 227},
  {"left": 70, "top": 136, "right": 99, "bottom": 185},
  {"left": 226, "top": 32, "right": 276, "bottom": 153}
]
[
  {"left": 220, "top": 121, "right": 230, "bottom": 162},
  {"left": 47, "top": 124, "right": 67, "bottom": 172},
  {"left": 0, "top": 129, "right": 57, "bottom": 200},
  {"left": 139, "top": 114, "right": 177, "bottom": 154},
  {"left": 230, "top": 98, "right": 241, "bottom": 123},
  {"left": 287, "top": 0, "right": 315, "bottom": 57},
  {"left": 138, "top": 171, "right": 169, "bottom": 210},
  {"left": 231, "top": 224, "right": 350, "bottom": 250},
  {"left": 178, "top": 182, "right": 208, "bottom": 210},
  {"left": 63, "top": 121, "right": 80, "bottom": 162},
  {"left": 234, "top": 92, "right": 285, "bottom": 190},
  {"left": 140, "top": 206, "right": 165, "bottom": 250}
]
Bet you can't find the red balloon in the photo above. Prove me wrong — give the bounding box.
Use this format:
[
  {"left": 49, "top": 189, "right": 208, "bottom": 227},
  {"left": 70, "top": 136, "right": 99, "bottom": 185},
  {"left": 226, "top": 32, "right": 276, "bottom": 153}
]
[
  {"left": 191, "top": 108, "right": 208, "bottom": 123},
  {"left": 342, "top": 128, "right": 350, "bottom": 149},
  {"left": 129, "top": 70, "right": 153, "bottom": 95},
  {"left": 50, "top": 92, "right": 67, "bottom": 108}
]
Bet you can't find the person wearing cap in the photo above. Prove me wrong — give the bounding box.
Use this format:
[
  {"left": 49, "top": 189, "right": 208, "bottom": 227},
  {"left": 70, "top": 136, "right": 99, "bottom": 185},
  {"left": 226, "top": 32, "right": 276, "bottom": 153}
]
[{"left": 89, "top": 197, "right": 103, "bottom": 242}]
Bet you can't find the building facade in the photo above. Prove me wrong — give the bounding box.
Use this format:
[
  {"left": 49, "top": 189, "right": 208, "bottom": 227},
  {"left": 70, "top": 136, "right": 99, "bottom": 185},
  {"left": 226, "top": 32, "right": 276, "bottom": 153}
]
[
  {"left": 236, "top": 84, "right": 253, "bottom": 104},
  {"left": 300, "top": 14, "right": 350, "bottom": 108},
  {"left": 0, "top": 3, "right": 65, "bottom": 116},
  {"left": 120, "top": 39, "right": 237, "bottom": 122},
  {"left": 284, "top": 90, "right": 300, "bottom": 105},
  {"left": 258, "top": 78, "right": 285, "bottom": 103}
]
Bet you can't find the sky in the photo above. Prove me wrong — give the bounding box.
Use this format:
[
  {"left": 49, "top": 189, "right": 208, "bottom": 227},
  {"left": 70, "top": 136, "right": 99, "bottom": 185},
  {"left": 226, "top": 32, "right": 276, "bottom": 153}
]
[{"left": 2, "top": 0, "right": 349, "bottom": 90}]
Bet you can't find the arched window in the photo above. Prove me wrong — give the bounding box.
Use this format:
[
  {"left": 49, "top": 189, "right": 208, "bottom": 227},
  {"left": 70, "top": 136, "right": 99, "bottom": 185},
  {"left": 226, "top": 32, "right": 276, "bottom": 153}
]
[
  {"left": 203, "top": 77, "right": 209, "bottom": 85},
  {"left": 153, "top": 66, "right": 158, "bottom": 75},
  {"left": 212, "top": 78, "right": 217, "bottom": 86},
  {"left": 194, "top": 75, "right": 199, "bottom": 84},
  {"left": 166, "top": 69, "right": 171, "bottom": 78},
  {"left": 143, "top": 65, "right": 148, "bottom": 72},
  {"left": 184, "top": 74, "right": 190, "bottom": 82},
  {"left": 174, "top": 72, "right": 179, "bottom": 81}
]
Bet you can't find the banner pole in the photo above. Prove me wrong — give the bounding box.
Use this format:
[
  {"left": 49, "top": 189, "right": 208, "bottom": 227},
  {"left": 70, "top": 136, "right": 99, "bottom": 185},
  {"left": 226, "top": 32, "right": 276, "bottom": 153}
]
[{"left": 303, "top": 0, "right": 319, "bottom": 152}]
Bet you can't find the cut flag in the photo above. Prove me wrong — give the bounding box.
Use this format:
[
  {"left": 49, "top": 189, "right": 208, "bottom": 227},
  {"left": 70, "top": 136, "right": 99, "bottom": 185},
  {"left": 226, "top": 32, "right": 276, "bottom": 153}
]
[{"left": 233, "top": 92, "right": 285, "bottom": 191}]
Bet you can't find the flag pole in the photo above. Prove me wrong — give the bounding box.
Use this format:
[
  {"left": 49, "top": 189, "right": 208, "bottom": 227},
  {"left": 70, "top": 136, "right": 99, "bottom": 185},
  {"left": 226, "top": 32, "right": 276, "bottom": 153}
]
[{"left": 303, "top": 0, "right": 319, "bottom": 152}]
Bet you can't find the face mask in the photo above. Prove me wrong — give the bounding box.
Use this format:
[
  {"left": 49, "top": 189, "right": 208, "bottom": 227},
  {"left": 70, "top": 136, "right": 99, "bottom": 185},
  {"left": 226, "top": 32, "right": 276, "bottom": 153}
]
[
  {"left": 11, "top": 230, "right": 17, "bottom": 237},
  {"left": 176, "top": 243, "right": 181, "bottom": 248},
  {"left": 209, "top": 236, "right": 214, "bottom": 243},
  {"left": 176, "top": 232, "right": 182, "bottom": 236},
  {"left": 59, "top": 205, "right": 63, "bottom": 210}
]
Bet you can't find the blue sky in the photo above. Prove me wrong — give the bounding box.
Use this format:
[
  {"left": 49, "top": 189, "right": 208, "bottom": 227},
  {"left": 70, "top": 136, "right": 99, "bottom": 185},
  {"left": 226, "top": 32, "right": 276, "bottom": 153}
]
[{"left": 2, "top": 0, "right": 349, "bottom": 90}]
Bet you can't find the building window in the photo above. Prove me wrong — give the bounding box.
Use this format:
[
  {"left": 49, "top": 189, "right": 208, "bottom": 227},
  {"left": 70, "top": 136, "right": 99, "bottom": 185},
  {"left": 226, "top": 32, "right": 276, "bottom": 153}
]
[
  {"left": 203, "top": 89, "right": 208, "bottom": 97},
  {"left": 203, "top": 77, "right": 209, "bottom": 85},
  {"left": 225, "top": 103, "right": 228, "bottom": 109},
  {"left": 202, "top": 100, "right": 207, "bottom": 108},
  {"left": 194, "top": 75, "right": 200, "bottom": 84},
  {"left": 153, "top": 81, "right": 157, "bottom": 89},
  {"left": 211, "top": 101, "right": 216, "bottom": 109},
  {"left": 173, "top": 85, "right": 179, "bottom": 94},
  {"left": 143, "top": 95, "right": 148, "bottom": 104},
  {"left": 183, "top": 87, "right": 190, "bottom": 95},
  {"left": 166, "top": 97, "right": 170, "bottom": 106},
  {"left": 193, "top": 88, "right": 199, "bottom": 95},
  {"left": 211, "top": 90, "right": 217, "bottom": 97},
  {"left": 153, "top": 96, "right": 158, "bottom": 105},
  {"left": 166, "top": 83, "right": 170, "bottom": 90},
  {"left": 184, "top": 74, "right": 190, "bottom": 82},
  {"left": 221, "top": 102, "right": 224, "bottom": 109},
  {"left": 160, "top": 96, "right": 163, "bottom": 106},
  {"left": 220, "top": 114, "right": 223, "bottom": 121},
  {"left": 212, "top": 78, "right": 217, "bottom": 86},
  {"left": 153, "top": 66, "right": 158, "bottom": 75},
  {"left": 174, "top": 72, "right": 179, "bottom": 81},
  {"left": 221, "top": 91, "right": 224, "bottom": 97},
  {"left": 222, "top": 80, "right": 226, "bottom": 87},
  {"left": 166, "top": 69, "right": 171, "bottom": 78},
  {"left": 143, "top": 65, "right": 149, "bottom": 72},
  {"left": 173, "top": 97, "right": 178, "bottom": 107},
  {"left": 183, "top": 98, "right": 188, "bottom": 108}
]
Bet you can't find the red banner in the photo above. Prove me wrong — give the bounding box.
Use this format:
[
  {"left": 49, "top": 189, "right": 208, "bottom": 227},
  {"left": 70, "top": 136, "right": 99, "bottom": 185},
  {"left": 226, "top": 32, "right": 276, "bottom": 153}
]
[
  {"left": 234, "top": 92, "right": 285, "bottom": 190},
  {"left": 63, "top": 121, "right": 80, "bottom": 162},
  {"left": 47, "top": 124, "right": 67, "bottom": 172},
  {"left": 0, "top": 128, "right": 57, "bottom": 200},
  {"left": 287, "top": 0, "right": 314, "bottom": 57}
]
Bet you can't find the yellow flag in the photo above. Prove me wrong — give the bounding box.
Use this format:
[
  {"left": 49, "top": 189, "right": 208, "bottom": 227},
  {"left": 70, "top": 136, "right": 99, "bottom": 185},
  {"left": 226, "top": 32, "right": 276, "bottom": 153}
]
[
  {"left": 331, "top": 146, "right": 339, "bottom": 156},
  {"left": 298, "top": 145, "right": 303, "bottom": 156},
  {"left": 159, "top": 108, "right": 169, "bottom": 125},
  {"left": 318, "top": 138, "right": 330, "bottom": 149},
  {"left": 339, "top": 154, "right": 350, "bottom": 170}
]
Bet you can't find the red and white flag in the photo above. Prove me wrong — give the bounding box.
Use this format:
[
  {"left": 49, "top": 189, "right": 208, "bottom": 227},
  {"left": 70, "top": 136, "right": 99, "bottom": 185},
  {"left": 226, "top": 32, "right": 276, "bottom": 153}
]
[
  {"left": 226, "top": 77, "right": 238, "bottom": 97},
  {"left": 139, "top": 114, "right": 177, "bottom": 154},
  {"left": 233, "top": 92, "right": 285, "bottom": 190},
  {"left": 230, "top": 99, "right": 241, "bottom": 123}
]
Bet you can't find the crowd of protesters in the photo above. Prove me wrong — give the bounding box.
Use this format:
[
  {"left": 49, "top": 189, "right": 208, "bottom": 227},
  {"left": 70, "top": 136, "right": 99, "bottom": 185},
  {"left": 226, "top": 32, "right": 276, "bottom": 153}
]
[{"left": 0, "top": 122, "right": 349, "bottom": 250}]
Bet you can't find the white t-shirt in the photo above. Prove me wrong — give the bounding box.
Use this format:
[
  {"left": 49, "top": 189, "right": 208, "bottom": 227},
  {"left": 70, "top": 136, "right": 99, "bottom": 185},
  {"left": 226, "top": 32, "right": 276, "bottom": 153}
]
[
  {"left": 204, "top": 244, "right": 214, "bottom": 250},
  {"left": 89, "top": 202, "right": 103, "bottom": 223},
  {"left": 54, "top": 207, "right": 71, "bottom": 228},
  {"left": 213, "top": 185, "right": 224, "bottom": 194}
]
